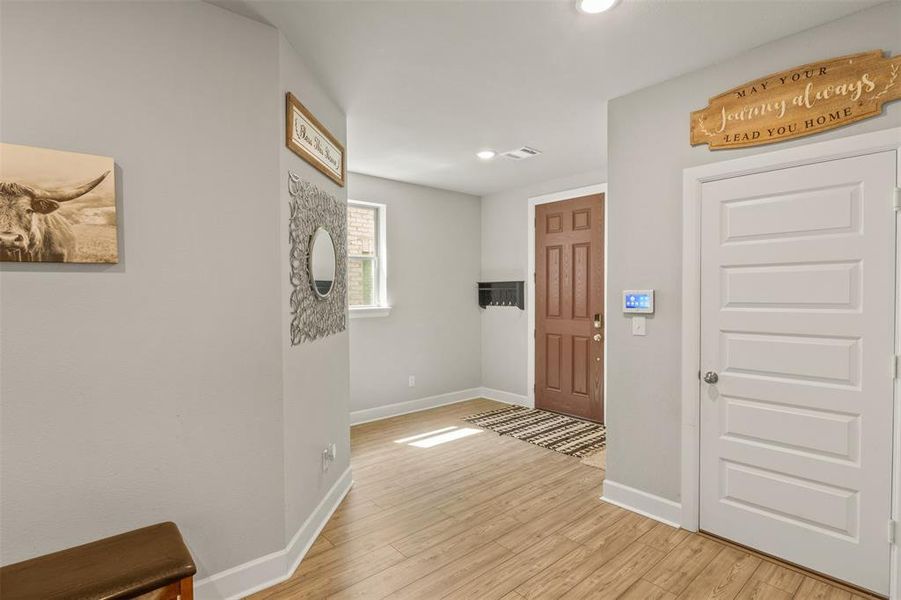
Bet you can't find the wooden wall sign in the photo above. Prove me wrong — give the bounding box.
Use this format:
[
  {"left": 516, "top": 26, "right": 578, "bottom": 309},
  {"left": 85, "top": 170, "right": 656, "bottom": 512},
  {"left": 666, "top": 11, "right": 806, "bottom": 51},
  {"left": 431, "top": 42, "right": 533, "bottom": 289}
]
[
  {"left": 286, "top": 92, "right": 346, "bottom": 187},
  {"left": 691, "top": 50, "right": 900, "bottom": 150}
]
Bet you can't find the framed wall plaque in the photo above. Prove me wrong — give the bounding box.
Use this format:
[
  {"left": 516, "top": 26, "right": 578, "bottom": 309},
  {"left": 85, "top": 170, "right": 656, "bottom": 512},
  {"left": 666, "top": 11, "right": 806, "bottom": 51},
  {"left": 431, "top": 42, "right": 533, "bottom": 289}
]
[
  {"left": 286, "top": 92, "right": 346, "bottom": 187},
  {"left": 691, "top": 50, "right": 901, "bottom": 150}
]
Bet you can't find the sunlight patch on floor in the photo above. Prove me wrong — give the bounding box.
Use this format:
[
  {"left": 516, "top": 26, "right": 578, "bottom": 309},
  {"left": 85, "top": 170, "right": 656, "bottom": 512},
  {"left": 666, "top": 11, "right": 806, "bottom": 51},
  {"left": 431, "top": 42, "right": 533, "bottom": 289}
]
[
  {"left": 394, "top": 426, "right": 483, "bottom": 448},
  {"left": 394, "top": 426, "right": 459, "bottom": 444}
]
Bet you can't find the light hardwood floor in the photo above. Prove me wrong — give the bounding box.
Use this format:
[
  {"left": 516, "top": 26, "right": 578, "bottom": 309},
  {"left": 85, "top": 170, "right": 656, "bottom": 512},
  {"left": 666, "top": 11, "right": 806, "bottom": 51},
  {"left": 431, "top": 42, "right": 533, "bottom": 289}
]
[{"left": 249, "top": 399, "right": 881, "bottom": 600}]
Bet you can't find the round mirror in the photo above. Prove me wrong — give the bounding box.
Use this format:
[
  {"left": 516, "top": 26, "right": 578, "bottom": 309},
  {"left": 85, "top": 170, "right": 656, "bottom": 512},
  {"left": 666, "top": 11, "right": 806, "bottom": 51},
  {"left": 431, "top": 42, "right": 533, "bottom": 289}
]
[{"left": 309, "top": 227, "right": 336, "bottom": 298}]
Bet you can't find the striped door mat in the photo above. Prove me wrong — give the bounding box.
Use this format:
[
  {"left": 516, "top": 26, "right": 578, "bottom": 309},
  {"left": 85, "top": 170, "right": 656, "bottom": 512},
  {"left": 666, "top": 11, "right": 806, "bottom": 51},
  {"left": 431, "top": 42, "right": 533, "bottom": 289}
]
[{"left": 462, "top": 405, "right": 606, "bottom": 458}]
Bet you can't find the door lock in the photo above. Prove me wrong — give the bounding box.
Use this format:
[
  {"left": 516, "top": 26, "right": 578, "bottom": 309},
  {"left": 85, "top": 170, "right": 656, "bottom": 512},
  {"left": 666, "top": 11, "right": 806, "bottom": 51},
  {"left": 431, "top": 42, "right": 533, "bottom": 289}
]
[
  {"left": 593, "top": 333, "right": 602, "bottom": 342},
  {"left": 703, "top": 371, "right": 719, "bottom": 384}
]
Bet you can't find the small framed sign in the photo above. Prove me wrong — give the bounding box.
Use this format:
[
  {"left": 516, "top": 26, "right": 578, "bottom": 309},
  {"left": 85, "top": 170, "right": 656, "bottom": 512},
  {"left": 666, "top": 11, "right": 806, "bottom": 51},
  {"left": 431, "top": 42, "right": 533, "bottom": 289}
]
[{"left": 286, "top": 92, "right": 345, "bottom": 187}]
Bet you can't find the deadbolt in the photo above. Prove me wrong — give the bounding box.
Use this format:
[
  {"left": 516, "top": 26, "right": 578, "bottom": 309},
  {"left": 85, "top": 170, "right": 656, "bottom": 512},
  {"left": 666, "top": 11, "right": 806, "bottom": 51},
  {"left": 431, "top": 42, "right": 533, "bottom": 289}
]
[{"left": 703, "top": 371, "right": 719, "bottom": 384}]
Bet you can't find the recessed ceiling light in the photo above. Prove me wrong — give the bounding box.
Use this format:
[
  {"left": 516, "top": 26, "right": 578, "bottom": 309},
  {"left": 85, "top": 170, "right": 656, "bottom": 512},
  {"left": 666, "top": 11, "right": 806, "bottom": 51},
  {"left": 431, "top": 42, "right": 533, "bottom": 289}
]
[
  {"left": 577, "top": 0, "right": 621, "bottom": 14},
  {"left": 476, "top": 150, "right": 496, "bottom": 160}
]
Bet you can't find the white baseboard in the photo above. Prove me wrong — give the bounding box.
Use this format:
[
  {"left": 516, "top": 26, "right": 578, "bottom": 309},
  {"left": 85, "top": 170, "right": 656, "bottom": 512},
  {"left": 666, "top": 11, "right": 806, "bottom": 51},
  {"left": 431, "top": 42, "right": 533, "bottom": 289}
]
[
  {"left": 349, "top": 386, "right": 533, "bottom": 426},
  {"left": 349, "top": 388, "right": 483, "bottom": 425},
  {"left": 601, "top": 479, "right": 682, "bottom": 528},
  {"left": 194, "top": 467, "right": 353, "bottom": 600},
  {"left": 477, "top": 387, "right": 531, "bottom": 408}
]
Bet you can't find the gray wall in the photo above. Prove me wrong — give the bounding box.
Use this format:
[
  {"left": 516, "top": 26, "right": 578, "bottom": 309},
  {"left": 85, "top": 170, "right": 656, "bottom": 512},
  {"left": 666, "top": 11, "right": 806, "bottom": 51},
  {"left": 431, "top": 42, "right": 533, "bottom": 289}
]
[
  {"left": 606, "top": 1, "right": 901, "bottom": 503},
  {"left": 347, "top": 173, "right": 481, "bottom": 414},
  {"left": 278, "top": 33, "right": 351, "bottom": 540},
  {"left": 0, "top": 0, "right": 348, "bottom": 579},
  {"left": 480, "top": 169, "right": 607, "bottom": 395}
]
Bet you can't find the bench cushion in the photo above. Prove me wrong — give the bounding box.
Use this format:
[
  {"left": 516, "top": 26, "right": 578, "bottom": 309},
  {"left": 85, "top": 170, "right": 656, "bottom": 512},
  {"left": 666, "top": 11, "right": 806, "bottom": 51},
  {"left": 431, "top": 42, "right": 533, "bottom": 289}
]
[{"left": 0, "top": 522, "right": 196, "bottom": 600}]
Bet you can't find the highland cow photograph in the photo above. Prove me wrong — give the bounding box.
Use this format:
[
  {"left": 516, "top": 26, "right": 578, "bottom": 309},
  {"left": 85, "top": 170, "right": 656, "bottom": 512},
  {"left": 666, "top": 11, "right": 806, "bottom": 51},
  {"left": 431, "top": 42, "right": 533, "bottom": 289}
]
[{"left": 0, "top": 143, "right": 117, "bottom": 263}]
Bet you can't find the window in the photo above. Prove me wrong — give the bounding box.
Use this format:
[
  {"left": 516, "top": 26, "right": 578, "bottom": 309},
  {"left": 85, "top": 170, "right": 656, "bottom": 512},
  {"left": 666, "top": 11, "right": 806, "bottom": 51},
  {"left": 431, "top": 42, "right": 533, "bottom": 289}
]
[{"left": 347, "top": 200, "right": 388, "bottom": 316}]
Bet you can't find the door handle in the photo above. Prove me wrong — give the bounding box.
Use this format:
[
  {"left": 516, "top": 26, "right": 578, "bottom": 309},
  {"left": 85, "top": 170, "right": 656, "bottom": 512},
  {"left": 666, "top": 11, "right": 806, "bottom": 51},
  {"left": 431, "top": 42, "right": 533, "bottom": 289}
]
[
  {"left": 703, "top": 371, "right": 719, "bottom": 384},
  {"left": 593, "top": 333, "right": 602, "bottom": 342},
  {"left": 594, "top": 313, "right": 603, "bottom": 330}
]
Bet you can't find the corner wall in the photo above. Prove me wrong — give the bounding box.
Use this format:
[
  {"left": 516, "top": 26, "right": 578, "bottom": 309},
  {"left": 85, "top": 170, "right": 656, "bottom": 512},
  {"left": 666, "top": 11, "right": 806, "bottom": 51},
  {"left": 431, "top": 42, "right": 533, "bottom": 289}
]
[
  {"left": 0, "top": 1, "right": 350, "bottom": 591},
  {"left": 606, "top": 1, "right": 901, "bottom": 504},
  {"left": 347, "top": 173, "right": 482, "bottom": 418},
  {"left": 278, "top": 33, "right": 351, "bottom": 543}
]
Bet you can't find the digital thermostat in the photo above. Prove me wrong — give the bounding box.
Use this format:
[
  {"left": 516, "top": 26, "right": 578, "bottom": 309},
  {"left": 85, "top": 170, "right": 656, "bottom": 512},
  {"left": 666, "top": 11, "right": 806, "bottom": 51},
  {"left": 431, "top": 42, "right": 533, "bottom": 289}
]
[{"left": 623, "top": 290, "right": 654, "bottom": 314}]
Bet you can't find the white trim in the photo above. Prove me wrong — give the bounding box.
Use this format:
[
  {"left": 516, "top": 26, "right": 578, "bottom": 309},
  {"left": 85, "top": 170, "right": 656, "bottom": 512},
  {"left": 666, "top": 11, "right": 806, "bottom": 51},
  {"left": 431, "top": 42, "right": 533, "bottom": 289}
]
[
  {"left": 194, "top": 467, "right": 353, "bottom": 600},
  {"left": 348, "top": 199, "right": 388, "bottom": 311},
  {"left": 477, "top": 387, "right": 530, "bottom": 408},
  {"left": 681, "top": 127, "right": 901, "bottom": 598},
  {"left": 681, "top": 163, "right": 702, "bottom": 532},
  {"left": 526, "top": 182, "right": 608, "bottom": 414},
  {"left": 349, "top": 387, "right": 530, "bottom": 427},
  {"left": 349, "top": 388, "right": 483, "bottom": 425},
  {"left": 601, "top": 479, "right": 682, "bottom": 528},
  {"left": 349, "top": 305, "right": 391, "bottom": 319},
  {"left": 892, "top": 145, "right": 901, "bottom": 600}
]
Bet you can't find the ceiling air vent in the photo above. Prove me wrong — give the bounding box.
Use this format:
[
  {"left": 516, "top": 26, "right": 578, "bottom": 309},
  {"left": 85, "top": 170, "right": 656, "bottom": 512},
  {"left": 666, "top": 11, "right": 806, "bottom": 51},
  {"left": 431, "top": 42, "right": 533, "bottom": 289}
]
[{"left": 501, "top": 146, "right": 542, "bottom": 161}]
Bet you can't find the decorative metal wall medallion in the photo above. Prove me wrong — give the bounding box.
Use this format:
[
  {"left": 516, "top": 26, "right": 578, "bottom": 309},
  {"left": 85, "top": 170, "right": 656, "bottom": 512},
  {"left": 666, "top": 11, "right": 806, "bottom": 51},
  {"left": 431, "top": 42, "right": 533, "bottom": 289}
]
[{"left": 288, "top": 172, "right": 346, "bottom": 345}]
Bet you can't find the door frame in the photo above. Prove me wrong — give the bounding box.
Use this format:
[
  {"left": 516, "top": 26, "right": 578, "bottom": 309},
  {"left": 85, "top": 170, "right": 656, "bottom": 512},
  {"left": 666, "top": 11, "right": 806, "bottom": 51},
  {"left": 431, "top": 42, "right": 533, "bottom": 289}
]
[
  {"left": 680, "top": 126, "right": 901, "bottom": 596},
  {"left": 527, "top": 183, "right": 608, "bottom": 416}
]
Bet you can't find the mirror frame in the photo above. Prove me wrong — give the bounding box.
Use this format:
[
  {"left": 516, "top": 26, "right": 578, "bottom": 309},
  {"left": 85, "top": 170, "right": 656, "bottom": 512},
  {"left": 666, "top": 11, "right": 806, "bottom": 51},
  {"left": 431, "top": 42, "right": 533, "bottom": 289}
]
[
  {"left": 308, "top": 226, "right": 336, "bottom": 299},
  {"left": 288, "top": 172, "right": 346, "bottom": 345}
]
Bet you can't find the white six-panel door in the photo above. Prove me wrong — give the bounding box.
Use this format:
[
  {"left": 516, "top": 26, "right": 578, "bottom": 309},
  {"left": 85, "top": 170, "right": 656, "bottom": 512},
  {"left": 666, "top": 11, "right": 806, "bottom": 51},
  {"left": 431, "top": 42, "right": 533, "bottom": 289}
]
[{"left": 699, "top": 151, "right": 897, "bottom": 594}]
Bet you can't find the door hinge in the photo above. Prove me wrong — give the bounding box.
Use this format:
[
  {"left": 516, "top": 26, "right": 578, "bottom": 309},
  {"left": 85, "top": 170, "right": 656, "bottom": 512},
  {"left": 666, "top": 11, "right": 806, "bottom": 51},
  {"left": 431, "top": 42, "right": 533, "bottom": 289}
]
[
  {"left": 894, "top": 187, "right": 901, "bottom": 212},
  {"left": 889, "top": 519, "right": 897, "bottom": 544}
]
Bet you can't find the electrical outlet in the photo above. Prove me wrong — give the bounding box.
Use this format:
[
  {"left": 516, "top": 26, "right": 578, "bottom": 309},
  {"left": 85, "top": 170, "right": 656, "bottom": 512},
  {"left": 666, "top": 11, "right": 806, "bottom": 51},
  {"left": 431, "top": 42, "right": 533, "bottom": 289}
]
[{"left": 408, "top": 375, "right": 415, "bottom": 387}]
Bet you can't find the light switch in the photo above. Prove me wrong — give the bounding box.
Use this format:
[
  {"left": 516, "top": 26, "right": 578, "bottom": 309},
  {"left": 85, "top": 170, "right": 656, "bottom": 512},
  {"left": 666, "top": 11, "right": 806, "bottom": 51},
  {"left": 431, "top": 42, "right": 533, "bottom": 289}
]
[{"left": 632, "top": 316, "right": 646, "bottom": 336}]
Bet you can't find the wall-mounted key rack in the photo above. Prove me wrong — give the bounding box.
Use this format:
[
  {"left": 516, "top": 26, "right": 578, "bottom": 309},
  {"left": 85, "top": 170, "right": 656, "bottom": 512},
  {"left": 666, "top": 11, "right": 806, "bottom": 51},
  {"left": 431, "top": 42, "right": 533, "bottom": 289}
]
[{"left": 477, "top": 281, "right": 525, "bottom": 310}]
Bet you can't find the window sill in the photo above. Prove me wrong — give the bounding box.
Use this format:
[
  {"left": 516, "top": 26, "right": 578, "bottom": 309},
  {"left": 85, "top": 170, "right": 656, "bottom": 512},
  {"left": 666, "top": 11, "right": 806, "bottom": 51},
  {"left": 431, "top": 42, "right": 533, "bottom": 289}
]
[{"left": 350, "top": 306, "right": 392, "bottom": 319}]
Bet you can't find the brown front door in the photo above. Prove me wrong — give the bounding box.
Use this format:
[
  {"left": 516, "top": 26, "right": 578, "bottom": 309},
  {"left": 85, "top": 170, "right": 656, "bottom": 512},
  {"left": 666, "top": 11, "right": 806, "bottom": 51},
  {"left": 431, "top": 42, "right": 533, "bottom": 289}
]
[{"left": 535, "top": 194, "right": 604, "bottom": 423}]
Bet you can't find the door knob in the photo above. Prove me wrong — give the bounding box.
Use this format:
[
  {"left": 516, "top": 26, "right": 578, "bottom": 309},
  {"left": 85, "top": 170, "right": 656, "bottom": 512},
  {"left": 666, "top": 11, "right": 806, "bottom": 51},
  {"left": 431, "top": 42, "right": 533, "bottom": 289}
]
[
  {"left": 593, "top": 333, "right": 602, "bottom": 342},
  {"left": 703, "top": 371, "right": 719, "bottom": 384}
]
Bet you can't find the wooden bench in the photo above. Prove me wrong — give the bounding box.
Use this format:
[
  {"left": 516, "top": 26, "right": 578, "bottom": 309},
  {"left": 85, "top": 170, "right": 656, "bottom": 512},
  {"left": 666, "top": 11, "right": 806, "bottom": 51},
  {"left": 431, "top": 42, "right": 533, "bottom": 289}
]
[{"left": 0, "top": 522, "right": 196, "bottom": 600}]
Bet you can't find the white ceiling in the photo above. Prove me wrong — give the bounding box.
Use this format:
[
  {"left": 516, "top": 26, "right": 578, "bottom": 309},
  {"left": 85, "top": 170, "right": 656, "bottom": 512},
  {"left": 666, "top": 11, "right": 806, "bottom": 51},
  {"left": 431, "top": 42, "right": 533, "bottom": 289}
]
[{"left": 211, "top": 0, "right": 884, "bottom": 196}]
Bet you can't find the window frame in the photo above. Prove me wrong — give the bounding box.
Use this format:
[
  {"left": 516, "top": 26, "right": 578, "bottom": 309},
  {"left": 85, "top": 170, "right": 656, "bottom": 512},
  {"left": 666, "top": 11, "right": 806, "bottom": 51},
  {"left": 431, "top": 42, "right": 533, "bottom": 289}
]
[{"left": 347, "top": 199, "right": 389, "bottom": 318}]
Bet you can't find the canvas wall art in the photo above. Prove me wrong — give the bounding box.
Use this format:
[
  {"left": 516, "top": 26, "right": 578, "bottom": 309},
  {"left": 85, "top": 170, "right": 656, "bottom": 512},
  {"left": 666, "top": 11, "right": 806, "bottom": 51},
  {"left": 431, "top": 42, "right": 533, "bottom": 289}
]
[{"left": 0, "top": 143, "right": 118, "bottom": 263}]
